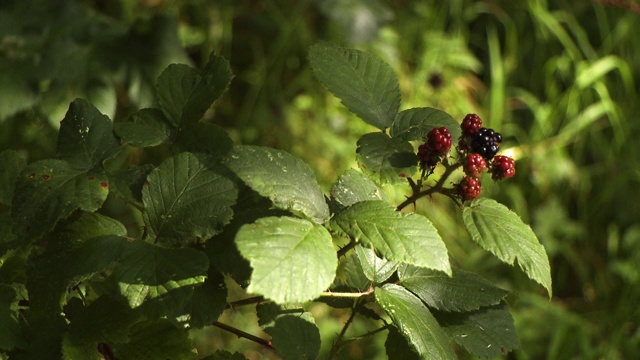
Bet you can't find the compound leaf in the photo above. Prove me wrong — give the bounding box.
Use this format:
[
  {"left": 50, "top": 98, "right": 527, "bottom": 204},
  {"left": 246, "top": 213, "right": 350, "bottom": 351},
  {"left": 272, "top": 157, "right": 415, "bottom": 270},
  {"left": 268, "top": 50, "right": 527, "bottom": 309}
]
[
  {"left": 309, "top": 42, "right": 400, "bottom": 130},
  {"left": 375, "top": 284, "right": 455, "bottom": 360},
  {"left": 142, "top": 152, "right": 237, "bottom": 244},
  {"left": 330, "top": 200, "right": 451, "bottom": 275},
  {"left": 223, "top": 146, "right": 329, "bottom": 224},
  {"left": 398, "top": 264, "right": 510, "bottom": 312},
  {"left": 356, "top": 132, "right": 417, "bottom": 185},
  {"left": 390, "top": 107, "right": 461, "bottom": 142},
  {"left": 463, "top": 198, "right": 552, "bottom": 297},
  {"left": 235, "top": 216, "right": 337, "bottom": 304}
]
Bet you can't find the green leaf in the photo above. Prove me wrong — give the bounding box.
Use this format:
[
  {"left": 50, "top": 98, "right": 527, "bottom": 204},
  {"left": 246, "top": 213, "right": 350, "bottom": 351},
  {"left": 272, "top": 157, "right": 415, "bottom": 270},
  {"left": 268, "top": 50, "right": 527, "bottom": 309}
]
[
  {"left": 113, "top": 320, "right": 196, "bottom": 360},
  {"left": 385, "top": 326, "right": 420, "bottom": 360},
  {"left": 398, "top": 264, "right": 509, "bottom": 312},
  {"left": 223, "top": 146, "right": 329, "bottom": 224},
  {"left": 66, "top": 295, "right": 141, "bottom": 345},
  {"left": 57, "top": 98, "right": 122, "bottom": 169},
  {"left": 355, "top": 245, "right": 398, "bottom": 283},
  {"left": 112, "top": 240, "right": 209, "bottom": 314},
  {"left": 115, "top": 108, "right": 174, "bottom": 147},
  {"left": 309, "top": 42, "right": 401, "bottom": 130},
  {"left": 390, "top": 107, "right": 462, "bottom": 142},
  {"left": 142, "top": 152, "right": 237, "bottom": 243},
  {"left": 434, "top": 302, "right": 520, "bottom": 358},
  {"left": 356, "top": 132, "right": 418, "bottom": 185},
  {"left": 235, "top": 216, "right": 337, "bottom": 304},
  {"left": 462, "top": 198, "right": 552, "bottom": 297},
  {"left": 156, "top": 64, "right": 200, "bottom": 127},
  {"left": 330, "top": 169, "right": 389, "bottom": 209},
  {"left": 108, "top": 165, "right": 154, "bottom": 204},
  {"left": 201, "top": 350, "right": 248, "bottom": 360},
  {"left": 0, "top": 284, "right": 21, "bottom": 351},
  {"left": 375, "top": 284, "right": 455, "bottom": 360},
  {"left": 174, "top": 122, "right": 233, "bottom": 159},
  {"left": 11, "top": 160, "right": 110, "bottom": 240},
  {"left": 264, "top": 313, "right": 321, "bottom": 360},
  {"left": 0, "top": 150, "right": 26, "bottom": 206},
  {"left": 181, "top": 53, "right": 234, "bottom": 125},
  {"left": 186, "top": 266, "right": 227, "bottom": 328},
  {"left": 330, "top": 200, "right": 451, "bottom": 275}
]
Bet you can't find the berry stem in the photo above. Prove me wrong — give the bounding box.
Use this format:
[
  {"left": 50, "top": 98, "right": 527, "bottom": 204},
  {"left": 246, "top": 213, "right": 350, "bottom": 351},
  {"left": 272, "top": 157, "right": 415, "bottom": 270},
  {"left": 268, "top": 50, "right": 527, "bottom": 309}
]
[{"left": 397, "top": 162, "right": 461, "bottom": 211}]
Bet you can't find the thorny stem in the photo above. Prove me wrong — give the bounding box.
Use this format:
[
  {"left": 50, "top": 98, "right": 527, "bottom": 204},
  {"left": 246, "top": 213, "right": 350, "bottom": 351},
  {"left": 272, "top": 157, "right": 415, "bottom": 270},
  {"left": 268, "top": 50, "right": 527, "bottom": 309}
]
[
  {"left": 320, "top": 286, "right": 374, "bottom": 298},
  {"left": 226, "top": 296, "right": 265, "bottom": 309},
  {"left": 211, "top": 321, "right": 274, "bottom": 349},
  {"left": 397, "top": 162, "right": 462, "bottom": 211},
  {"left": 326, "top": 301, "right": 360, "bottom": 360},
  {"left": 351, "top": 323, "right": 392, "bottom": 340}
]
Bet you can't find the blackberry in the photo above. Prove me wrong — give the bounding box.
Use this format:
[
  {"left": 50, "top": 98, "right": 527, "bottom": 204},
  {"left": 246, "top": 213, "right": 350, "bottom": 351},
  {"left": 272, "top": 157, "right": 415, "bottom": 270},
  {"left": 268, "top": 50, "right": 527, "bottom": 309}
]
[
  {"left": 471, "top": 128, "right": 502, "bottom": 160},
  {"left": 458, "top": 176, "right": 481, "bottom": 201},
  {"left": 491, "top": 155, "right": 516, "bottom": 180},
  {"left": 461, "top": 114, "right": 483, "bottom": 135},
  {"left": 463, "top": 153, "right": 487, "bottom": 178},
  {"left": 427, "top": 127, "right": 452, "bottom": 154}
]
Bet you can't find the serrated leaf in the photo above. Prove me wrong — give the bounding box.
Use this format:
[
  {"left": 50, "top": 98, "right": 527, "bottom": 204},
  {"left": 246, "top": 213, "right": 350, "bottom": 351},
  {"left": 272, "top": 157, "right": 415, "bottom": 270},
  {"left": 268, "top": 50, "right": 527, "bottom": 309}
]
[
  {"left": 112, "top": 320, "right": 196, "bottom": 360},
  {"left": 112, "top": 240, "right": 208, "bottom": 314},
  {"left": 375, "top": 284, "right": 455, "bottom": 360},
  {"left": 235, "top": 216, "right": 337, "bottom": 304},
  {"left": 264, "top": 313, "right": 320, "bottom": 360},
  {"left": 330, "top": 200, "right": 451, "bottom": 275},
  {"left": 156, "top": 64, "right": 200, "bottom": 127},
  {"left": 462, "top": 198, "right": 552, "bottom": 297},
  {"left": 201, "top": 350, "right": 248, "bottom": 360},
  {"left": 187, "top": 266, "right": 227, "bottom": 328},
  {"left": 108, "top": 164, "right": 154, "bottom": 204},
  {"left": 390, "top": 107, "right": 461, "bottom": 142},
  {"left": 11, "top": 160, "right": 110, "bottom": 240},
  {"left": 0, "top": 150, "right": 26, "bottom": 206},
  {"left": 0, "top": 284, "right": 21, "bottom": 351},
  {"left": 174, "top": 122, "right": 233, "bottom": 159},
  {"left": 356, "top": 132, "right": 418, "bottom": 185},
  {"left": 355, "top": 245, "right": 398, "bottom": 283},
  {"left": 66, "top": 295, "right": 141, "bottom": 345},
  {"left": 256, "top": 302, "right": 305, "bottom": 327},
  {"left": 330, "top": 168, "right": 389, "bottom": 209},
  {"left": 434, "top": 302, "right": 520, "bottom": 358},
  {"left": 142, "top": 152, "right": 237, "bottom": 243},
  {"left": 309, "top": 42, "right": 401, "bottom": 130},
  {"left": 115, "top": 108, "right": 174, "bottom": 147},
  {"left": 398, "top": 264, "right": 509, "bottom": 312},
  {"left": 385, "top": 326, "right": 420, "bottom": 360},
  {"left": 223, "top": 146, "right": 329, "bottom": 224},
  {"left": 181, "top": 53, "right": 233, "bottom": 124},
  {"left": 57, "top": 98, "right": 121, "bottom": 169}
]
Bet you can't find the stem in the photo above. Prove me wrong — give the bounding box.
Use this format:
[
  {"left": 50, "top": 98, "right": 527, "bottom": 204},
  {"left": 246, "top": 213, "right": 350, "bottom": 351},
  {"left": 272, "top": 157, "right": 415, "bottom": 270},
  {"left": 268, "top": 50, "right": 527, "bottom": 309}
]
[
  {"left": 397, "top": 162, "right": 462, "bottom": 211},
  {"left": 326, "top": 303, "right": 359, "bottom": 360},
  {"left": 226, "top": 296, "right": 265, "bottom": 309},
  {"left": 319, "top": 287, "right": 374, "bottom": 298},
  {"left": 211, "top": 321, "right": 273, "bottom": 349},
  {"left": 351, "top": 323, "right": 392, "bottom": 340},
  {"left": 337, "top": 240, "right": 358, "bottom": 258}
]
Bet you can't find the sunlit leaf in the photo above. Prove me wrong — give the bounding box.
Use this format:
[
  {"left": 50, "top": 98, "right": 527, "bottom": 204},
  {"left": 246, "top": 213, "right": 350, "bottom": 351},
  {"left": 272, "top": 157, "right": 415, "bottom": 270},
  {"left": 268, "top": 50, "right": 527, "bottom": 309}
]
[{"left": 390, "top": 107, "right": 461, "bottom": 142}]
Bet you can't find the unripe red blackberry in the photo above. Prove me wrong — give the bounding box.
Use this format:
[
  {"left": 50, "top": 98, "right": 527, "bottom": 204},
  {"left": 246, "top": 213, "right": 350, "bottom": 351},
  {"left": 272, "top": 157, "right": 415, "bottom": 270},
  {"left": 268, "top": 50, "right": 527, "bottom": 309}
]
[
  {"left": 463, "top": 153, "right": 487, "bottom": 178},
  {"left": 427, "top": 127, "right": 452, "bottom": 154},
  {"left": 471, "top": 128, "right": 502, "bottom": 160},
  {"left": 491, "top": 155, "right": 516, "bottom": 180},
  {"left": 417, "top": 143, "right": 439, "bottom": 168},
  {"left": 461, "top": 114, "right": 483, "bottom": 135},
  {"left": 458, "top": 176, "right": 481, "bottom": 201}
]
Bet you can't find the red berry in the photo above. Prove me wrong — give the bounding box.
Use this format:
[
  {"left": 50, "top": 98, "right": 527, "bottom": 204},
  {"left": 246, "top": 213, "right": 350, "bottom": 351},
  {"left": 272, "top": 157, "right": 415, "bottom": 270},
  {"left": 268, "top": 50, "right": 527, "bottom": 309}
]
[
  {"left": 427, "top": 127, "right": 452, "bottom": 155},
  {"left": 491, "top": 155, "right": 516, "bottom": 180},
  {"left": 458, "top": 176, "right": 481, "bottom": 201},
  {"left": 463, "top": 153, "right": 487, "bottom": 178},
  {"left": 417, "top": 143, "right": 439, "bottom": 167},
  {"left": 461, "top": 114, "right": 483, "bottom": 135}
]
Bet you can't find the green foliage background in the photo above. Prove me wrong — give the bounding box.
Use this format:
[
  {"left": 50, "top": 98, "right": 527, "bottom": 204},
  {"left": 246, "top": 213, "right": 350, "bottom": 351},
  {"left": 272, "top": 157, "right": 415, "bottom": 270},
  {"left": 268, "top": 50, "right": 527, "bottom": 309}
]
[{"left": 1, "top": 0, "right": 639, "bottom": 358}]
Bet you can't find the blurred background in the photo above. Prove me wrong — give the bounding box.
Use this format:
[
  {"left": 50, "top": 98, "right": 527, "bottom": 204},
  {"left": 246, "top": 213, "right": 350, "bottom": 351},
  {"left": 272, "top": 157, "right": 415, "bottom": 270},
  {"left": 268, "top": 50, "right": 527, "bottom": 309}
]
[{"left": 1, "top": 0, "right": 639, "bottom": 358}]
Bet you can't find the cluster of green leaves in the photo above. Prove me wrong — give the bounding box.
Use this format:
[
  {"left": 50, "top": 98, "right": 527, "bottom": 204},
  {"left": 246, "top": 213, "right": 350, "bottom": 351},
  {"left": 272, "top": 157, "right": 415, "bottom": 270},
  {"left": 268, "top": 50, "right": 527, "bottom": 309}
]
[{"left": 0, "top": 42, "right": 550, "bottom": 359}]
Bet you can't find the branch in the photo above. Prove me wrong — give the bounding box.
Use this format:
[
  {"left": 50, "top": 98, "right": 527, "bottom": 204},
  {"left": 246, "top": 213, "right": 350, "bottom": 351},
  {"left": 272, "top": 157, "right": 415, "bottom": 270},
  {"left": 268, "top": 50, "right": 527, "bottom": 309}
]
[
  {"left": 326, "top": 303, "right": 359, "bottom": 360},
  {"left": 226, "top": 296, "right": 265, "bottom": 309},
  {"left": 396, "top": 162, "right": 461, "bottom": 211},
  {"left": 337, "top": 240, "right": 358, "bottom": 258},
  {"left": 211, "top": 321, "right": 273, "bottom": 349},
  {"left": 320, "top": 287, "right": 374, "bottom": 298}
]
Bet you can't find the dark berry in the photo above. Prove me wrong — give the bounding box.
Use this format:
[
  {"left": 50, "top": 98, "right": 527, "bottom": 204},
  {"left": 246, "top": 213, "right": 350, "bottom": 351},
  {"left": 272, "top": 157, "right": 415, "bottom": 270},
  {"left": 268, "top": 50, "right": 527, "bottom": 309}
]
[
  {"left": 491, "top": 155, "right": 516, "bottom": 180},
  {"left": 417, "top": 143, "right": 439, "bottom": 168},
  {"left": 463, "top": 153, "right": 487, "bottom": 178},
  {"left": 458, "top": 176, "right": 481, "bottom": 201},
  {"left": 461, "top": 114, "right": 483, "bottom": 135},
  {"left": 471, "top": 127, "right": 502, "bottom": 160},
  {"left": 427, "top": 127, "right": 452, "bottom": 155}
]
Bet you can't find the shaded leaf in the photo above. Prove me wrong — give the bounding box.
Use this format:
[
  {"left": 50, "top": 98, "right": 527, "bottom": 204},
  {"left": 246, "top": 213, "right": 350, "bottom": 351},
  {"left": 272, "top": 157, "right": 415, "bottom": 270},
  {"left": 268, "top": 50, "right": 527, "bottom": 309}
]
[
  {"left": 463, "top": 198, "right": 552, "bottom": 297},
  {"left": 108, "top": 164, "right": 154, "bottom": 204},
  {"left": 356, "top": 132, "right": 417, "bottom": 185},
  {"left": 223, "top": 146, "right": 329, "bottom": 224},
  {"left": 174, "top": 122, "right": 233, "bottom": 159},
  {"left": 398, "top": 264, "right": 509, "bottom": 312},
  {"left": 0, "top": 150, "right": 26, "bottom": 206},
  {"left": 235, "top": 216, "right": 337, "bottom": 304},
  {"left": 385, "top": 326, "right": 420, "bottom": 360},
  {"left": 112, "top": 320, "right": 196, "bottom": 360},
  {"left": 201, "top": 350, "right": 248, "bottom": 360},
  {"left": 309, "top": 42, "right": 401, "bottom": 130},
  {"left": 182, "top": 53, "right": 234, "bottom": 125},
  {"left": 390, "top": 107, "right": 461, "bottom": 142},
  {"left": 66, "top": 295, "right": 141, "bottom": 345},
  {"left": 330, "top": 200, "right": 451, "bottom": 275},
  {"left": 142, "top": 152, "right": 237, "bottom": 243},
  {"left": 264, "top": 313, "right": 320, "bottom": 360},
  {"left": 0, "top": 284, "right": 21, "bottom": 351},
  {"left": 57, "top": 98, "right": 121, "bottom": 169},
  {"left": 115, "top": 108, "right": 174, "bottom": 147},
  {"left": 375, "top": 284, "right": 455, "bottom": 359},
  {"left": 186, "top": 266, "right": 227, "bottom": 328},
  {"left": 156, "top": 64, "right": 200, "bottom": 127}
]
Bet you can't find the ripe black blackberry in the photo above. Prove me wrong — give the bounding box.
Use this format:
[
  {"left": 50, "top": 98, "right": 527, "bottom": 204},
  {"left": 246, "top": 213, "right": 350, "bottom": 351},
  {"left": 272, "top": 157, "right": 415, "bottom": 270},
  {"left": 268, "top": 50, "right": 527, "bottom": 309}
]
[{"left": 471, "top": 128, "right": 502, "bottom": 160}]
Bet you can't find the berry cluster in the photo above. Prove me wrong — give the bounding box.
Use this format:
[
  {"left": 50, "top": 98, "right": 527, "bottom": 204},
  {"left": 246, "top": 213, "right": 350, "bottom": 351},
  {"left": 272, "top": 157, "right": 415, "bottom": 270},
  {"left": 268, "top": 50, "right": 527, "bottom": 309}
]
[{"left": 413, "top": 113, "right": 516, "bottom": 202}]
